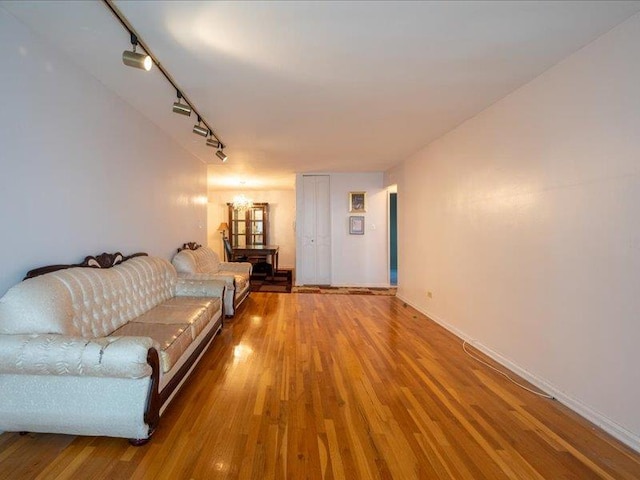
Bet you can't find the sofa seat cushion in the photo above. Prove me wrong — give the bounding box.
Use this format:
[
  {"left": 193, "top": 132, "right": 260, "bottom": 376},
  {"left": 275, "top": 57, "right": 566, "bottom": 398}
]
[
  {"left": 163, "top": 297, "right": 221, "bottom": 329},
  {"left": 111, "top": 322, "right": 192, "bottom": 374},
  {"left": 133, "top": 303, "right": 212, "bottom": 340}
]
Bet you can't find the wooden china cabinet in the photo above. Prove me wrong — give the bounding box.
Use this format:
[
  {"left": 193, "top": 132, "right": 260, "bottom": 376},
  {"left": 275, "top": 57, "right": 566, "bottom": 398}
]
[{"left": 227, "top": 202, "right": 269, "bottom": 247}]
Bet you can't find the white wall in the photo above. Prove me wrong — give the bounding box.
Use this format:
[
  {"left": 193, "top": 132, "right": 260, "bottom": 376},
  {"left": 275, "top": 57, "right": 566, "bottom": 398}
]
[
  {"left": 207, "top": 186, "right": 296, "bottom": 269},
  {"left": 296, "top": 172, "right": 389, "bottom": 287},
  {"left": 0, "top": 8, "right": 206, "bottom": 296},
  {"left": 391, "top": 13, "right": 640, "bottom": 449}
]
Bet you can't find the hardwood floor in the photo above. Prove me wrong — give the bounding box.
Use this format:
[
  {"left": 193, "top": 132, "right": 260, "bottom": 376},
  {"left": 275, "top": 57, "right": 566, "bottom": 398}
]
[{"left": 1, "top": 293, "right": 639, "bottom": 479}]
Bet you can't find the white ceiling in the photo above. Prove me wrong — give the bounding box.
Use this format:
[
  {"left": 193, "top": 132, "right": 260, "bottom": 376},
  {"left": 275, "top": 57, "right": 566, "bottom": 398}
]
[{"left": 4, "top": 1, "right": 640, "bottom": 190}]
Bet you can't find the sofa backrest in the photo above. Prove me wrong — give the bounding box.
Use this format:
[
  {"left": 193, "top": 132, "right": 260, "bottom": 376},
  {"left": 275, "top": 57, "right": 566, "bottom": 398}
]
[
  {"left": 0, "top": 256, "right": 177, "bottom": 337},
  {"left": 172, "top": 246, "right": 221, "bottom": 275}
]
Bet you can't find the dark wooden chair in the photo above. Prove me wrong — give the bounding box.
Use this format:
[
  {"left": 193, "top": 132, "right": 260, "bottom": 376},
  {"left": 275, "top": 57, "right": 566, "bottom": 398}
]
[{"left": 223, "top": 237, "right": 248, "bottom": 262}]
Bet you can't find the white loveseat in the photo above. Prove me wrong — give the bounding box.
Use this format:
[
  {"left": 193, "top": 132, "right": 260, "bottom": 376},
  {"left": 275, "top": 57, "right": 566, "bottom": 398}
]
[
  {"left": 0, "top": 253, "right": 225, "bottom": 443},
  {"left": 172, "top": 243, "right": 252, "bottom": 317}
]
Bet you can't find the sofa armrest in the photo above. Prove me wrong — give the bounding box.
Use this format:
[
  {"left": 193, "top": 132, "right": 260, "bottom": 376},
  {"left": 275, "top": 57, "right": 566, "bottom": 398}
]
[
  {"left": 0, "top": 334, "right": 154, "bottom": 378},
  {"left": 175, "top": 277, "right": 225, "bottom": 299},
  {"left": 219, "top": 262, "right": 252, "bottom": 274}
]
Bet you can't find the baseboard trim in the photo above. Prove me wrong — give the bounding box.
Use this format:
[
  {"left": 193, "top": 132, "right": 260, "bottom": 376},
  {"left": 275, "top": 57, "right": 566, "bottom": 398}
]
[{"left": 396, "top": 294, "right": 640, "bottom": 453}]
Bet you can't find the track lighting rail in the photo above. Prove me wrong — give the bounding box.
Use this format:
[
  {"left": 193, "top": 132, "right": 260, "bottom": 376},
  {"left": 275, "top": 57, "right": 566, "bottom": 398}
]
[{"left": 102, "top": 0, "right": 226, "bottom": 151}]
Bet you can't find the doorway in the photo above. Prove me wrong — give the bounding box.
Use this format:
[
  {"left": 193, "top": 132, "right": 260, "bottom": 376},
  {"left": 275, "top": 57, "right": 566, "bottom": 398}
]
[{"left": 389, "top": 191, "right": 398, "bottom": 286}]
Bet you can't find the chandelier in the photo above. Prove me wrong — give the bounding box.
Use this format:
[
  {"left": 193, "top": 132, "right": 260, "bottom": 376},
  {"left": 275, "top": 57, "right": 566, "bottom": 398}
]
[{"left": 232, "top": 194, "right": 253, "bottom": 211}]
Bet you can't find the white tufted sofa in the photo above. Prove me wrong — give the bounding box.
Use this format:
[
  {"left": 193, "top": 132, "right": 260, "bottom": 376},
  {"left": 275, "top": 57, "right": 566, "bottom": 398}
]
[
  {"left": 172, "top": 244, "right": 251, "bottom": 317},
  {"left": 0, "top": 254, "right": 225, "bottom": 443}
]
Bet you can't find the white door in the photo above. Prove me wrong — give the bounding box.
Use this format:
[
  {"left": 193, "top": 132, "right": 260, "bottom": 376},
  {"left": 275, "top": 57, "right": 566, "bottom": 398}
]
[{"left": 300, "top": 175, "right": 331, "bottom": 284}]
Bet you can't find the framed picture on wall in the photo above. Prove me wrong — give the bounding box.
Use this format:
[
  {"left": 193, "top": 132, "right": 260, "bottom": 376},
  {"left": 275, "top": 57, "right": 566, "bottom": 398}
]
[
  {"left": 349, "top": 191, "right": 366, "bottom": 212},
  {"left": 349, "top": 216, "right": 365, "bottom": 235}
]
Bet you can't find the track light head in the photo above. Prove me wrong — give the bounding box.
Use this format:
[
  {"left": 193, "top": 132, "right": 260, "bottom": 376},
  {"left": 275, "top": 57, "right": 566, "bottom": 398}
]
[
  {"left": 193, "top": 117, "right": 208, "bottom": 137},
  {"left": 122, "top": 33, "right": 152, "bottom": 71},
  {"left": 172, "top": 91, "right": 191, "bottom": 116},
  {"left": 206, "top": 136, "right": 220, "bottom": 149},
  {"left": 216, "top": 149, "right": 228, "bottom": 162},
  {"left": 122, "top": 49, "right": 152, "bottom": 71},
  {"left": 173, "top": 101, "right": 191, "bottom": 116},
  {"left": 193, "top": 125, "right": 208, "bottom": 136}
]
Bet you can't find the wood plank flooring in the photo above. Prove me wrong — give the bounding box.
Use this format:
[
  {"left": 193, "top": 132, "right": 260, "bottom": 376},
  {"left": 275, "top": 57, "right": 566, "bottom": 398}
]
[{"left": 1, "top": 293, "right": 639, "bottom": 479}]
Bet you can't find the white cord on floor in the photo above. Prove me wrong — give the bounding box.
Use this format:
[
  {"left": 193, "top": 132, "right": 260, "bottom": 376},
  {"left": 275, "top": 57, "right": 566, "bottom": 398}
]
[{"left": 462, "top": 340, "right": 555, "bottom": 400}]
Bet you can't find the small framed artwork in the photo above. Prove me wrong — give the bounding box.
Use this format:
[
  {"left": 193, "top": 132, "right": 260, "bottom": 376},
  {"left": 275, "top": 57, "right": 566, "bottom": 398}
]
[
  {"left": 349, "top": 191, "right": 366, "bottom": 213},
  {"left": 349, "top": 215, "right": 365, "bottom": 235}
]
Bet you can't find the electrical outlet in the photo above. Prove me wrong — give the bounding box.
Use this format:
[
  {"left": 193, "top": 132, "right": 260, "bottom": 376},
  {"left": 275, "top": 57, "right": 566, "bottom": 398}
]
[{"left": 427, "top": 291, "right": 433, "bottom": 299}]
